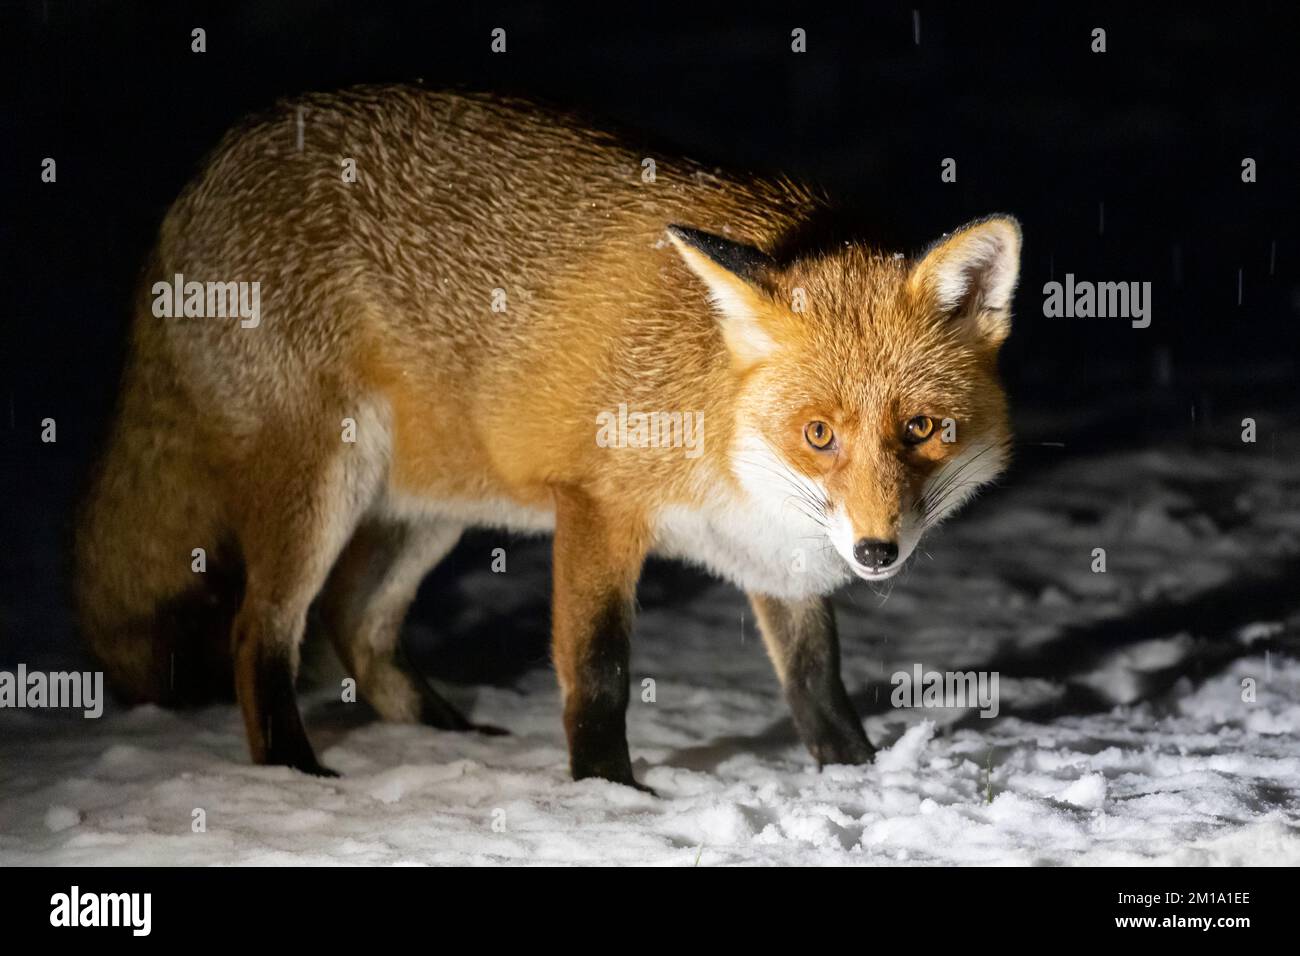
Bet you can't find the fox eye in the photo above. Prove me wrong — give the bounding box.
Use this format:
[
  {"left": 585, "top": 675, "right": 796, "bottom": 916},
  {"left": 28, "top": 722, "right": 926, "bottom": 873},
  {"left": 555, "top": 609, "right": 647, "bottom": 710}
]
[
  {"left": 903, "top": 416, "right": 935, "bottom": 444},
  {"left": 805, "top": 421, "right": 835, "bottom": 450}
]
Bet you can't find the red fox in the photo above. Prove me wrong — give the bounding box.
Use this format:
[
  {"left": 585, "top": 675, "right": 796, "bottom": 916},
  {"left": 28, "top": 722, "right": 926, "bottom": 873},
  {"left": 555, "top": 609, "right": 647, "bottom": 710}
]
[{"left": 75, "top": 86, "right": 1020, "bottom": 788}]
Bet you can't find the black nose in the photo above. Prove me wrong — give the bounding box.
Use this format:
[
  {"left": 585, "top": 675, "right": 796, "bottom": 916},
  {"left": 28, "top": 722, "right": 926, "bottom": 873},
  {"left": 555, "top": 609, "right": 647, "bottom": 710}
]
[{"left": 853, "top": 538, "right": 899, "bottom": 570}]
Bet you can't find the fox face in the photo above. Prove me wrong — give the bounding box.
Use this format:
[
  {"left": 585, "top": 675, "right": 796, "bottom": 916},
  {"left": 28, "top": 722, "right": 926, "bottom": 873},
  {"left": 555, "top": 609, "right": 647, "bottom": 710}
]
[{"left": 668, "top": 216, "right": 1020, "bottom": 583}]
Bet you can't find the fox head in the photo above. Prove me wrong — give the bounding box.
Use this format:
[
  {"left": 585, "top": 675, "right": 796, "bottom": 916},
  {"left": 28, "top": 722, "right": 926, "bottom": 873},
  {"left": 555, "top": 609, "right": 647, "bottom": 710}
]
[{"left": 667, "top": 216, "right": 1020, "bottom": 582}]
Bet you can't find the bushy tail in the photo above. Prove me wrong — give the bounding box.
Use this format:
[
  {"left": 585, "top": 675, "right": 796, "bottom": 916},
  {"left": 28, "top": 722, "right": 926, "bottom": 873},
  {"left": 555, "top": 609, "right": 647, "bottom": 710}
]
[{"left": 74, "top": 316, "right": 240, "bottom": 706}]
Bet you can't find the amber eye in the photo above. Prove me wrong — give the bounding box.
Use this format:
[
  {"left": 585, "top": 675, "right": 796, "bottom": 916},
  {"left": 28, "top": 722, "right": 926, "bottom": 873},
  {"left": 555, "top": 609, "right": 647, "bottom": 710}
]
[
  {"left": 903, "top": 416, "right": 935, "bottom": 444},
  {"left": 805, "top": 421, "right": 835, "bottom": 450}
]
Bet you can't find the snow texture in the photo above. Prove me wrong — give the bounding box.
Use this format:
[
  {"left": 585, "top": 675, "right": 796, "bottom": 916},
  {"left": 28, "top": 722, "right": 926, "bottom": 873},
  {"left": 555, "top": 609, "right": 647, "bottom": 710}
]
[{"left": 2, "top": 438, "right": 1298, "bottom": 865}]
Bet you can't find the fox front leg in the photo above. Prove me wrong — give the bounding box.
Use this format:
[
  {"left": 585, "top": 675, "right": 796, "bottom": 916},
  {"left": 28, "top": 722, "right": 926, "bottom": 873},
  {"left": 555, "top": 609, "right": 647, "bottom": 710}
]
[
  {"left": 550, "top": 487, "right": 652, "bottom": 792},
  {"left": 749, "top": 593, "right": 874, "bottom": 767}
]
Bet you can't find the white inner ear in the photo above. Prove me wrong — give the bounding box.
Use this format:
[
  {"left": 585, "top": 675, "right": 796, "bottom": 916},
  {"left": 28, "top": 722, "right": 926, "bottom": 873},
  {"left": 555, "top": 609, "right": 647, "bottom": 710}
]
[
  {"left": 702, "top": 273, "right": 771, "bottom": 339},
  {"left": 668, "top": 233, "right": 777, "bottom": 365},
  {"left": 931, "top": 224, "right": 1021, "bottom": 315}
]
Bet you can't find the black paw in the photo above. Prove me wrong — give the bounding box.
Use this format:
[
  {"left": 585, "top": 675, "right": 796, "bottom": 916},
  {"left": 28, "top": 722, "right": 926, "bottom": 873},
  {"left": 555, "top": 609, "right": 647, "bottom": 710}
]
[
  {"left": 812, "top": 736, "right": 876, "bottom": 768},
  {"left": 266, "top": 749, "right": 340, "bottom": 778},
  {"left": 573, "top": 760, "right": 656, "bottom": 795},
  {"left": 299, "top": 761, "right": 341, "bottom": 778}
]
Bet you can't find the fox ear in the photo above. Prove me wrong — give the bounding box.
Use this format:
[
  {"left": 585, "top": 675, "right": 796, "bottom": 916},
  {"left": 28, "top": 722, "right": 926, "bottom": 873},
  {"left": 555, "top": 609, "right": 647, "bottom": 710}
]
[
  {"left": 910, "top": 216, "right": 1022, "bottom": 347},
  {"left": 667, "top": 225, "right": 778, "bottom": 368}
]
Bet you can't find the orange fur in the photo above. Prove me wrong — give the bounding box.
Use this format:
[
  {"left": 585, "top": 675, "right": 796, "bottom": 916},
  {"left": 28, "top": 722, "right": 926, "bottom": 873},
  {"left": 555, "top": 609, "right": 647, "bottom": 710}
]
[{"left": 75, "top": 86, "right": 1019, "bottom": 782}]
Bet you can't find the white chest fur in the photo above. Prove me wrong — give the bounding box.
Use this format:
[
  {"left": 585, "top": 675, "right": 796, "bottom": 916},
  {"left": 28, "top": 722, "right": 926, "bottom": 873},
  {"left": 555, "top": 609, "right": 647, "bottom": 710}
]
[
  {"left": 651, "top": 493, "right": 851, "bottom": 599},
  {"left": 648, "top": 430, "right": 854, "bottom": 598}
]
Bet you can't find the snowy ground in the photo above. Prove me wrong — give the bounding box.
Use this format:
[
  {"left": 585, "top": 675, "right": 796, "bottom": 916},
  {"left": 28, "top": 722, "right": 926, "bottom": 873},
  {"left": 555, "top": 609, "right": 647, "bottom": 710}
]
[{"left": 2, "top": 415, "right": 1299, "bottom": 865}]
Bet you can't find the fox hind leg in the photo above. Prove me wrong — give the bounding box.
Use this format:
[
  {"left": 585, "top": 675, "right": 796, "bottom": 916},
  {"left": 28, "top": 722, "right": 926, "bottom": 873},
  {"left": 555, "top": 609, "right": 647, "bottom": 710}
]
[
  {"left": 319, "top": 516, "right": 504, "bottom": 734},
  {"left": 228, "top": 414, "right": 383, "bottom": 776}
]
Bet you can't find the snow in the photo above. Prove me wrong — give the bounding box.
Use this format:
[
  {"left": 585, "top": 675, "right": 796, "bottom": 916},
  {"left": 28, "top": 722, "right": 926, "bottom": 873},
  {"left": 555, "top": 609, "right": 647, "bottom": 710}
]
[
  {"left": 2, "top": 438, "right": 1298, "bottom": 865},
  {"left": 1058, "top": 772, "right": 1107, "bottom": 809}
]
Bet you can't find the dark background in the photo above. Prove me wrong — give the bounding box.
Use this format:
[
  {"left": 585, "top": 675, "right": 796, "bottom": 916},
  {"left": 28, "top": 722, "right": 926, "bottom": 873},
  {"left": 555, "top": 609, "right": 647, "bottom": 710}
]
[{"left": 2, "top": 1, "right": 1296, "bottom": 675}]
